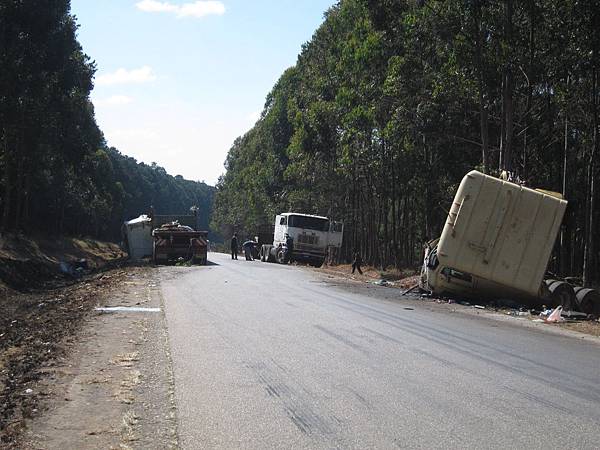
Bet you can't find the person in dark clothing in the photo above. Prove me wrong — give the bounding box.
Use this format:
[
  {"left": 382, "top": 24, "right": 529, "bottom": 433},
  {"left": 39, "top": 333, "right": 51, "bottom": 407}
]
[
  {"left": 231, "top": 233, "right": 238, "bottom": 260},
  {"left": 243, "top": 240, "right": 255, "bottom": 261},
  {"left": 352, "top": 250, "right": 363, "bottom": 275},
  {"left": 285, "top": 234, "right": 294, "bottom": 263}
]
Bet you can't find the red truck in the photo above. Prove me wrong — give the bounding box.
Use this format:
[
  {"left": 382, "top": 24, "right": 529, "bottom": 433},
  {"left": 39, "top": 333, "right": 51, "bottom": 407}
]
[{"left": 152, "top": 222, "right": 208, "bottom": 265}]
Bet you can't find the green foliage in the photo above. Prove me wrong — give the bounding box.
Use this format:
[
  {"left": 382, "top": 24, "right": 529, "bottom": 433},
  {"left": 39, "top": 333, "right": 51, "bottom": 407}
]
[
  {"left": 0, "top": 1, "right": 215, "bottom": 241},
  {"left": 214, "top": 0, "right": 600, "bottom": 280}
]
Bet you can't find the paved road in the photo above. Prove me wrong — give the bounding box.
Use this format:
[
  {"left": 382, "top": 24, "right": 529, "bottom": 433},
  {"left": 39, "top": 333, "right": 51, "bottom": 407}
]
[{"left": 162, "top": 252, "right": 600, "bottom": 449}]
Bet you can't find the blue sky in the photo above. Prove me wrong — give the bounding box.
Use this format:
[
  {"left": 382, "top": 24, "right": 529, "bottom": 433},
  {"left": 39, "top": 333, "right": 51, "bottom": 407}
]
[{"left": 70, "top": 0, "right": 336, "bottom": 185}]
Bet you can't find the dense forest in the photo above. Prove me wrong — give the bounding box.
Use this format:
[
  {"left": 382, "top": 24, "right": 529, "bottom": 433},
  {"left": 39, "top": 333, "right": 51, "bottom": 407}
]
[
  {"left": 0, "top": 1, "right": 214, "bottom": 240},
  {"left": 213, "top": 0, "right": 600, "bottom": 284}
]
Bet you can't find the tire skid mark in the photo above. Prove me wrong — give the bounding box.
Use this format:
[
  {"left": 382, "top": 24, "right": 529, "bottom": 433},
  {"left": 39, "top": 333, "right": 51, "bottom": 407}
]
[
  {"left": 306, "top": 287, "right": 600, "bottom": 405},
  {"left": 304, "top": 284, "right": 600, "bottom": 389},
  {"left": 245, "top": 359, "right": 334, "bottom": 437},
  {"left": 347, "top": 387, "right": 371, "bottom": 409},
  {"left": 314, "top": 324, "right": 369, "bottom": 355},
  {"left": 352, "top": 310, "right": 597, "bottom": 419}
]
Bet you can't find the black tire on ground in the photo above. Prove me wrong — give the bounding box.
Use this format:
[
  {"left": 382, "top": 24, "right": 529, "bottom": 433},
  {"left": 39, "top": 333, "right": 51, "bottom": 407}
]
[
  {"left": 276, "top": 249, "right": 287, "bottom": 264},
  {"left": 546, "top": 280, "right": 575, "bottom": 310}
]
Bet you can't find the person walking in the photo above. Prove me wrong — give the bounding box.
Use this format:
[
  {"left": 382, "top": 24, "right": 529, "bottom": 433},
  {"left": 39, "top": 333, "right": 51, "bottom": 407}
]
[
  {"left": 352, "top": 250, "right": 363, "bottom": 275},
  {"left": 231, "top": 233, "right": 238, "bottom": 260}
]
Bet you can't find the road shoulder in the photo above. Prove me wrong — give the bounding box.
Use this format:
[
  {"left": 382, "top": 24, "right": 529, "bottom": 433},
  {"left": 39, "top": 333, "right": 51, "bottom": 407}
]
[{"left": 20, "top": 267, "right": 177, "bottom": 450}]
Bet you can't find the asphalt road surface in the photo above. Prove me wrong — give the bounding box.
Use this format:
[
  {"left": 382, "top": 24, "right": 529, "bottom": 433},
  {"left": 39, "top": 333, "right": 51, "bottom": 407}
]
[{"left": 162, "top": 252, "right": 600, "bottom": 449}]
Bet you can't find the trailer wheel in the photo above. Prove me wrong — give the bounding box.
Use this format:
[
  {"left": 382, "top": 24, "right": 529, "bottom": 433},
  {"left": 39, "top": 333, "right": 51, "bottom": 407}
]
[
  {"left": 276, "top": 249, "right": 287, "bottom": 264},
  {"left": 546, "top": 280, "right": 575, "bottom": 310}
]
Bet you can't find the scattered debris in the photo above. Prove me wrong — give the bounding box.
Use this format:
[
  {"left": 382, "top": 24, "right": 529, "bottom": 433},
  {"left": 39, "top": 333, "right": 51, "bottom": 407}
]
[
  {"left": 370, "top": 279, "right": 389, "bottom": 286},
  {"left": 474, "top": 305, "right": 485, "bottom": 310},
  {"left": 401, "top": 284, "right": 420, "bottom": 296},
  {"left": 0, "top": 266, "right": 135, "bottom": 446},
  {"left": 543, "top": 306, "right": 565, "bottom": 323}
]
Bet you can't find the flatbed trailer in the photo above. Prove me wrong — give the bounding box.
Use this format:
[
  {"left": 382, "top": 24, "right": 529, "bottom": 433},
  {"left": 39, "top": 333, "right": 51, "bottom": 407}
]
[{"left": 152, "top": 223, "right": 208, "bottom": 265}]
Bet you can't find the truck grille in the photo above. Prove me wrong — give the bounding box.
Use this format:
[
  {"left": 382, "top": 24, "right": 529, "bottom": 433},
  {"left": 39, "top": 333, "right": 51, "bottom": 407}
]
[{"left": 297, "top": 234, "right": 319, "bottom": 246}]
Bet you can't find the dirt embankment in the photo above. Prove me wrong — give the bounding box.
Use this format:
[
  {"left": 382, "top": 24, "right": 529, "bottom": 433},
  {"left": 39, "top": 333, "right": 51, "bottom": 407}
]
[
  {"left": 0, "top": 233, "right": 127, "bottom": 446},
  {"left": 0, "top": 233, "right": 125, "bottom": 293}
]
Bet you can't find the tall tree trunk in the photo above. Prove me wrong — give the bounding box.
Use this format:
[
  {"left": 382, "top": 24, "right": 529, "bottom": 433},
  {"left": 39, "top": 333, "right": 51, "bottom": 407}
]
[
  {"left": 2, "top": 132, "right": 12, "bottom": 230},
  {"left": 474, "top": 2, "right": 490, "bottom": 173},
  {"left": 561, "top": 77, "right": 569, "bottom": 275},
  {"left": 499, "top": 0, "right": 514, "bottom": 174},
  {"left": 583, "top": 66, "right": 598, "bottom": 286}
]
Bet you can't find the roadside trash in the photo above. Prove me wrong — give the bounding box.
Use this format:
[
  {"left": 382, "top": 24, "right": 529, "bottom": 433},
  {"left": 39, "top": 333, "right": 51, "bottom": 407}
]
[
  {"left": 25, "top": 389, "right": 33, "bottom": 394},
  {"left": 401, "top": 284, "right": 419, "bottom": 296},
  {"left": 371, "top": 279, "right": 388, "bottom": 286},
  {"left": 474, "top": 305, "right": 485, "bottom": 309},
  {"left": 507, "top": 309, "right": 531, "bottom": 317},
  {"left": 561, "top": 310, "right": 590, "bottom": 320},
  {"left": 59, "top": 260, "right": 86, "bottom": 278},
  {"left": 543, "top": 306, "right": 564, "bottom": 323},
  {"left": 404, "top": 307, "right": 414, "bottom": 311},
  {"left": 74, "top": 259, "right": 88, "bottom": 270},
  {"left": 496, "top": 298, "right": 521, "bottom": 309}
]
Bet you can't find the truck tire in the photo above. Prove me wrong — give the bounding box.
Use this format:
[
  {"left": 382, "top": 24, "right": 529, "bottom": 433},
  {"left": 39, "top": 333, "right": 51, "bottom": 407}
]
[
  {"left": 276, "top": 249, "right": 286, "bottom": 264},
  {"left": 573, "top": 287, "right": 600, "bottom": 315},
  {"left": 546, "top": 280, "right": 575, "bottom": 311}
]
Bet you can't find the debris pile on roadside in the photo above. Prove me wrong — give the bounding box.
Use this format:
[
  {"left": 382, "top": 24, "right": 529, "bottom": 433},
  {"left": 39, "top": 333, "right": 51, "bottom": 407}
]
[{"left": 0, "top": 269, "right": 133, "bottom": 446}]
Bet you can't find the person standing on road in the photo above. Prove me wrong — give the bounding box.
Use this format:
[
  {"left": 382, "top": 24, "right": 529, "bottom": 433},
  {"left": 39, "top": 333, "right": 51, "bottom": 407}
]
[
  {"left": 231, "top": 233, "right": 238, "bottom": 260},
  {"left": 352, "top": 250, "right": 363, "bottom": 275},
  {"left": 285, "top": 233, "right": 294, "bottom": 263}
]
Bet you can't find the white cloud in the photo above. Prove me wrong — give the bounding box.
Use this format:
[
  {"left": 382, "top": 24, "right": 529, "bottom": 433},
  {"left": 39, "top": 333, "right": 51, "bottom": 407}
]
[
  {"left": 135, "top": 0, "right": 225, "bottom": 18},
  {"left": 96, "top": 66, "right": 157, "bottom": 86},
  {"left": 94, "top": 95, "right": 134, "bottom": 107}
]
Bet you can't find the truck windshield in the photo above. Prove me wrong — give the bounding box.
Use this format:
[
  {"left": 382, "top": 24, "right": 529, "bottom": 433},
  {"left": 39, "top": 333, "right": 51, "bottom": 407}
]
[{"left": 288, "top": 215, "right": 329, "bottom": 231}]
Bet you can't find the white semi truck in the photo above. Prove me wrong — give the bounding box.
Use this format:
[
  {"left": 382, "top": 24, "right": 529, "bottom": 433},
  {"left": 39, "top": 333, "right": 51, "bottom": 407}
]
[{"left": 259, "top": 213, "right": 343, "bottom": 266}]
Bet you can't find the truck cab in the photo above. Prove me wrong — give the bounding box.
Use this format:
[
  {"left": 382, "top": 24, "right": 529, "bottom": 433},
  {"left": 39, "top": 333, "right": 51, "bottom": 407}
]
[
  {"left": 266, "top": 213, "right": 343, "bottom": 266},
  {"left": 421, "top": 170, "right": 567, "bottom": 305}
]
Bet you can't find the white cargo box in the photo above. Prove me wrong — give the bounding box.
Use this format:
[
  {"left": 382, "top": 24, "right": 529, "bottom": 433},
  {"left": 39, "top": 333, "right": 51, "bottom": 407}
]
[
  {"left": 436, "top": 170, "right": 567, "bottom": 298},
  {"left": 124, "top": 214, "right": 153, "bottom": 260}
]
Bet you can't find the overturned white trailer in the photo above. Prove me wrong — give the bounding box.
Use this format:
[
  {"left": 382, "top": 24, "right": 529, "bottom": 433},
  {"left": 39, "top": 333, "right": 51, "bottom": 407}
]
[{"left": 123, "top": 215, "right": 153, "bottom": 260}]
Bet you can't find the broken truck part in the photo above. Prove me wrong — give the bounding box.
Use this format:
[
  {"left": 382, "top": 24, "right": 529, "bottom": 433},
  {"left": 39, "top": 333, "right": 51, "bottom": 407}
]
[
  {"left": 259, "top": 213, "right": 343, "bottom": 267},
  {"left": 420, "top": 170, "right": 600, "bottom": 312}
]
